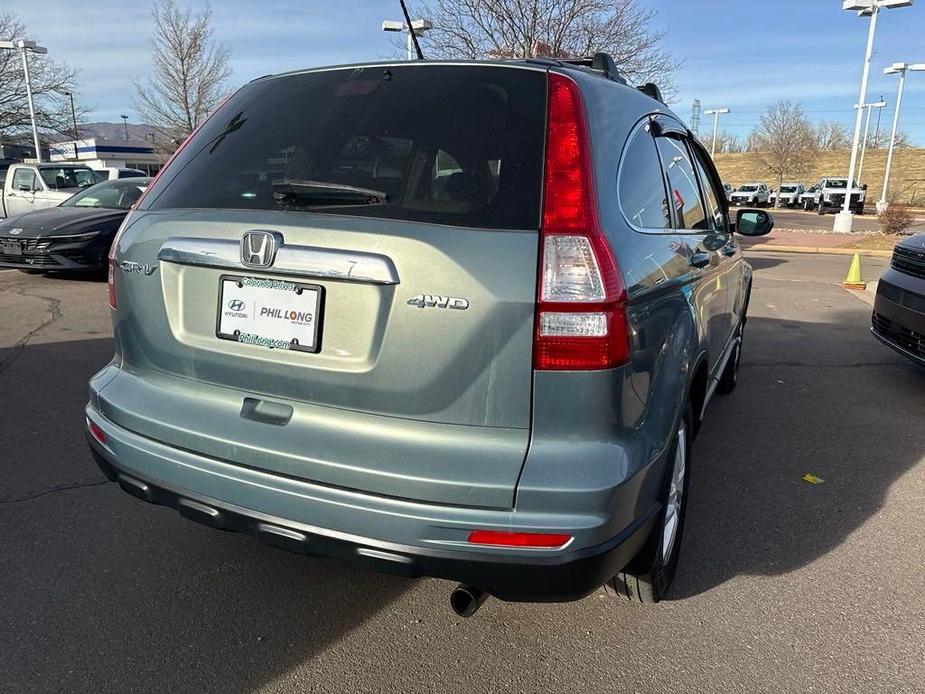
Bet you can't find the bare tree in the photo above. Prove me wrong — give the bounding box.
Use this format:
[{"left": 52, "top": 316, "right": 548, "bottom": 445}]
[
  {"left": 750, "top": 101, "right": 817, "bottom": 207},
  {"left": 814, "top": 120, "right": 850, "bottom": 151},
  {"left": 0, "top": 12, "right": 87, "bottom": 140},
  {"left": 134, "top": 0, "right": 231, "bottom": 144},
  {"left": 416, "top": 0, "right": 679, "bottom": 95},
  {"left": 866, "top": 128, "right": 912, "bottom": 150},
  {"left": 714, "top": 131, "right": 747, "bottom": 154}
]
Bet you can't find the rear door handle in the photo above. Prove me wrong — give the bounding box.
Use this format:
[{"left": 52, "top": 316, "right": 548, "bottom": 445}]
[{"left": 690, "top": 251, "right": 711, "bottom": 269}]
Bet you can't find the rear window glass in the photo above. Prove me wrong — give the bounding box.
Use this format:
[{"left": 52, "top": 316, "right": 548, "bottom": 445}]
[{"left": 145, "top": 65, "right": 547, "bottom": 230}]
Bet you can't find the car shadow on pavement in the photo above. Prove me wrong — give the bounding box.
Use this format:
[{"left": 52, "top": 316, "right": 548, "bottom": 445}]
[
  {"left": 672, "top": 312, "right": 925, "bottom": 599},
  {"left": 0, "top": 337, "right": 411, "bottom": 693}
]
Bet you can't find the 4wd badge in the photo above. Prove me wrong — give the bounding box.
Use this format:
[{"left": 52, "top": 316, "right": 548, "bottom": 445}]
[{"left": 407, "top": 294, "right": 469, "bottom": 310}]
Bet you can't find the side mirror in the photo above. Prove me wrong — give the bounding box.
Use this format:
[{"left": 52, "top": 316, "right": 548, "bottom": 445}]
[
  {"left": 735, "top": 208, "right": 774, "bottom": 237},
  {"left": 18, "top": 184, "right": 32, "bottom": 192}
]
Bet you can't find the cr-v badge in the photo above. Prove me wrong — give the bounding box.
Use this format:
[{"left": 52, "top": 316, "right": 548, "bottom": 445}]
[
  {"left": 407, "top": 294, "right": 469, "bottom": 310},
  {"left": 120, "top": 260, "right": 158, "bottom": 276}
]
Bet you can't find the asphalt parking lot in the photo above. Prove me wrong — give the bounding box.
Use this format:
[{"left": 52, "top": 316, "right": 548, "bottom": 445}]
[{"left": 1, "top": 253, "right": 923, "bottom": 694}]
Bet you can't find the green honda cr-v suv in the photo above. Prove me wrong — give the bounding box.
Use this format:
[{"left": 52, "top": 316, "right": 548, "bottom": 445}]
[{"left": 86, "top": 54, "right": 772, "bottom": 616}]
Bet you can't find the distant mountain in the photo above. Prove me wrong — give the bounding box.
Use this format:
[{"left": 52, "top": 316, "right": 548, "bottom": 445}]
[{"left": 76, "top": 122, "right": 170, "bottom": 143}]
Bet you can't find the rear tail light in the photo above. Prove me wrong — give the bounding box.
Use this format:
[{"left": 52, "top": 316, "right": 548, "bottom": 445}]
[
  {"left": 534, "top": 73, "right": 629, "bottom": 370},
  {"left": 467, "top": 530, "right": 572, "bottom": 548}
]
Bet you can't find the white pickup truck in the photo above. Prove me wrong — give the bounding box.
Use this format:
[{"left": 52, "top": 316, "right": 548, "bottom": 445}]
[
  {"left": 0, "top": 163, "right": 98, "bottom": 219},
  {"left": 800, "top": 177, "right": 867, "bottom": 215}
]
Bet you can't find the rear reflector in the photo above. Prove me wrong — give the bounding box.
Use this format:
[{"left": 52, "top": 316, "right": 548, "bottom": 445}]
[
  {"left": 467, "top": 530, "right": 572, "bottom": 548},
  {"left": 87, "top": 418, "right": 107, "bottom": 445},
  {"left": 534, "top": 73, "right": 629, "bottom": 371}
]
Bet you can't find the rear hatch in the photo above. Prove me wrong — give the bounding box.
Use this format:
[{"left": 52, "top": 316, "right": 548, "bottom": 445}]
[{"left": 105, "top": 63, "right": 547, "bottom": 509}]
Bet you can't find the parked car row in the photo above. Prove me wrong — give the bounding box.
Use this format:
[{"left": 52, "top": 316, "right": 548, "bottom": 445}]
[
  {"left": 722, "top": 177, "right": 867, "bottom": 214},
  {"left": 0, "top": 177, "right": 150, "bottom": 272},
  {"left": 0, "top": 162, "right": 147, "bottom": 220}
]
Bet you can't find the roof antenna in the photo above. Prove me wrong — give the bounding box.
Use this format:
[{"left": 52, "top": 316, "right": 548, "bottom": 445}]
[{"left": 399, "top": 0, "right": 425, "bottom": 60}]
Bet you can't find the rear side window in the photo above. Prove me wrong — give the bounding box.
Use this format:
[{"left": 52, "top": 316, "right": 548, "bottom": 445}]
[
  {"left": 655, "top": 137, "right": 708, "bottom": 230},
  {"left": 689, "top": 146, "right": 725, "bottom": 231},
  {"left": 618, "top": 126, "right": 671, "bottom": 230},
  {"left": 145, "top": 65, "right": 547, "bottom": 230}
]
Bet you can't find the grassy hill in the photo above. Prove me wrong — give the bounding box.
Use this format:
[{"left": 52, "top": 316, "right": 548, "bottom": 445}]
[{"left": 713, "top": 148, "right": 925, "bottom": 206}]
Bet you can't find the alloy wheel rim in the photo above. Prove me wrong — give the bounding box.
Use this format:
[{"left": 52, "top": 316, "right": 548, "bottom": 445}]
[{"left": 662, "top": 424, "right": 686, "bottom": 563}]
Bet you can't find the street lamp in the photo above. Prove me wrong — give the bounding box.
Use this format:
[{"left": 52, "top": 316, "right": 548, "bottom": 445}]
[
  {"left": 703, "top": 108, "right": 730, "bottom": 158},
  {"left": 62, "top": 90, "right": 79, "bottom": 140},
  {"left": 834, "top": 0, "right": 914, "bottom": 233},
  {"left": 853, "top": 99, "right": 887, "bottom": 183},
  {"left": 878, "top": 61, "right": 925, "bottom": 212},
  {"left": 0, "top": 39, "right": 48, "bottom": 163},
  {"left": 381, "top": 18, "right": 432, "bottom": 60},
  {"left": 120, "top": 115, "right": 129, "bottom": 140}
]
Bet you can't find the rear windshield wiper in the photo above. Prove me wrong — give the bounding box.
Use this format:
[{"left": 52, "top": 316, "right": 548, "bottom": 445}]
[{"left": 272, "top": 180, "right": 388, "bottom": 206}]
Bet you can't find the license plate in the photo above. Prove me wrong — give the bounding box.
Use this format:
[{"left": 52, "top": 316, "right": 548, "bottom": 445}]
[
  {"left": 216, "top": 275, "right": 324, "bottom": 353},
  {"left": 0, "top": 240, "right": 22, "bottom": 256}
]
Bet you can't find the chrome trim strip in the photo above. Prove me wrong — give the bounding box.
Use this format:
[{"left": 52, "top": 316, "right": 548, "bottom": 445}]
[{"left": 157, "top": 236, "right": 399, "bottom": 285}]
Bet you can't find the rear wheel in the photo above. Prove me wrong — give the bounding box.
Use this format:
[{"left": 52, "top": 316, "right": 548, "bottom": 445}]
[{"left": 606, "top": 404, "right": 692, "bottom": 603}]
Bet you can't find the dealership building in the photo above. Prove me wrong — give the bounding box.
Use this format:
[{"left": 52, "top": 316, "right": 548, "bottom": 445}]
[{"left": 48, "top": 138, "right": 166, "bottom": 176}]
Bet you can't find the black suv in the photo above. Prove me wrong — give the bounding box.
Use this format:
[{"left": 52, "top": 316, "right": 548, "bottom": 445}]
[{"left": 872, "top": 233, "right": 925, "bottom": 366}]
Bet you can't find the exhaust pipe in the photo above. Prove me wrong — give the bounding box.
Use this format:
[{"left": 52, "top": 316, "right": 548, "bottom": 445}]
[{"left": 450, "top": 584, "right": 488, "bottom": 617}]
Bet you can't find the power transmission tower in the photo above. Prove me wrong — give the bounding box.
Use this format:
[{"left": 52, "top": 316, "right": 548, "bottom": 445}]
[{"left": 690, "top": 99, "right": 702, "bottom": 137}]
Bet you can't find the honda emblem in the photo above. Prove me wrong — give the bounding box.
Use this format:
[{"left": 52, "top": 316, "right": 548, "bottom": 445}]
[{"left": 240, "top": 231, "right": 282, "bottom": 268}]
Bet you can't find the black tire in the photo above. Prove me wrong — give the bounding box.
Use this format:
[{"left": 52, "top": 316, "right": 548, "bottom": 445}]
[
  {"left": 803, "top": 199, "right": 812, "bottom": 212},
  {"left": 606, "top": 403, "right": 693, "bottom": 603},
  {"left": 817, "top": 201, "right": 826, "bottom": 215},
  {"left": 717, "top": 328, "right": 743, "bottom": 395}
]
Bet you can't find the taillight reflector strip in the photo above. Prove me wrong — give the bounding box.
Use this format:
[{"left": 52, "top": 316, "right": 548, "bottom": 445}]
[
  {"left": 467, "top": 530, "right": 572, "bottom": 548},
  {"left": 87, "top": 418, "right": 107, "bottom": 445}
]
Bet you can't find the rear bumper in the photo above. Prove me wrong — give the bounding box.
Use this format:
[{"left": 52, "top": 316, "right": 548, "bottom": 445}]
[{"left": 85, "top": 406, "right": 659, "bottom": 602}]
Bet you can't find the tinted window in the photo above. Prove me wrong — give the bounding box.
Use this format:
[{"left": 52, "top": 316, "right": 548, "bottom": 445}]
[
  {"left": 689, "top": 145, "right": 725, "bottom": 231},
  {"left": 619, "top": 127, "right": 670, "bottom": 229},
  {"left": 145, "top": 65, "right": 547, "bottom": 230},
  {"left": 655, "top": 137, "right": 707, "bottom": 230},
  {"left": 12, "top": 168, "right": 38, "bottom": 191}
]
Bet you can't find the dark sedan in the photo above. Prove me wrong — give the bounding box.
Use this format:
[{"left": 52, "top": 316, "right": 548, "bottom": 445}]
[{"left": 0, "top": 177, "right": 150, "bottom": 273}]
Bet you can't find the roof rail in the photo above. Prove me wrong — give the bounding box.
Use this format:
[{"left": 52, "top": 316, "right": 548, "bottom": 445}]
[
  {"left": 556, "top": 52, "right": 626, "bottom": 85},
  {"left": 636, "top": 82, "right": 665, "bottom": 104}
]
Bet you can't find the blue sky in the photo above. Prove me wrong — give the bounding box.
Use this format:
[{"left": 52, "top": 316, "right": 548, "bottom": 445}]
[{"left": 12, "top": 0, "right": 925, "bottom": 144}]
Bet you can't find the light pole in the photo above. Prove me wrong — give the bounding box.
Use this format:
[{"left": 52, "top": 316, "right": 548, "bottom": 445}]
[
  {"left": 120, "top": 115, "right": 129, "bottom": 140},
  {"left": 878, "top": 62, "right": 925, "bottom": 212},
  {"left": 835, "top": 0, "right": 914, "bottom": 233},
  {"left": 704, "top": 108, "right": 730, "bottom": 158},
  {"left": 854, "top": 99, "right": 886, "bottom": 183},
  {"left": 0, "top": 39, "right": 48, "bottom": 163},
  {"left": 62, "top": 90, "right": 78, "bottom": 140},
  {"left": 381, "top": 18, "right": 432, "bottom": 60}
]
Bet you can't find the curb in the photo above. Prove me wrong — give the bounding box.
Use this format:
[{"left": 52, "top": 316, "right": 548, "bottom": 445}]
[{"left": 743, "top": 244, "right": 893, "bottom": 258}]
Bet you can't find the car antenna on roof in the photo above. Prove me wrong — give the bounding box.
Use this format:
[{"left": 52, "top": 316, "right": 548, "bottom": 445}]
[{"left": 399, "top": 0, "right": 425, "bottom": 60}]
